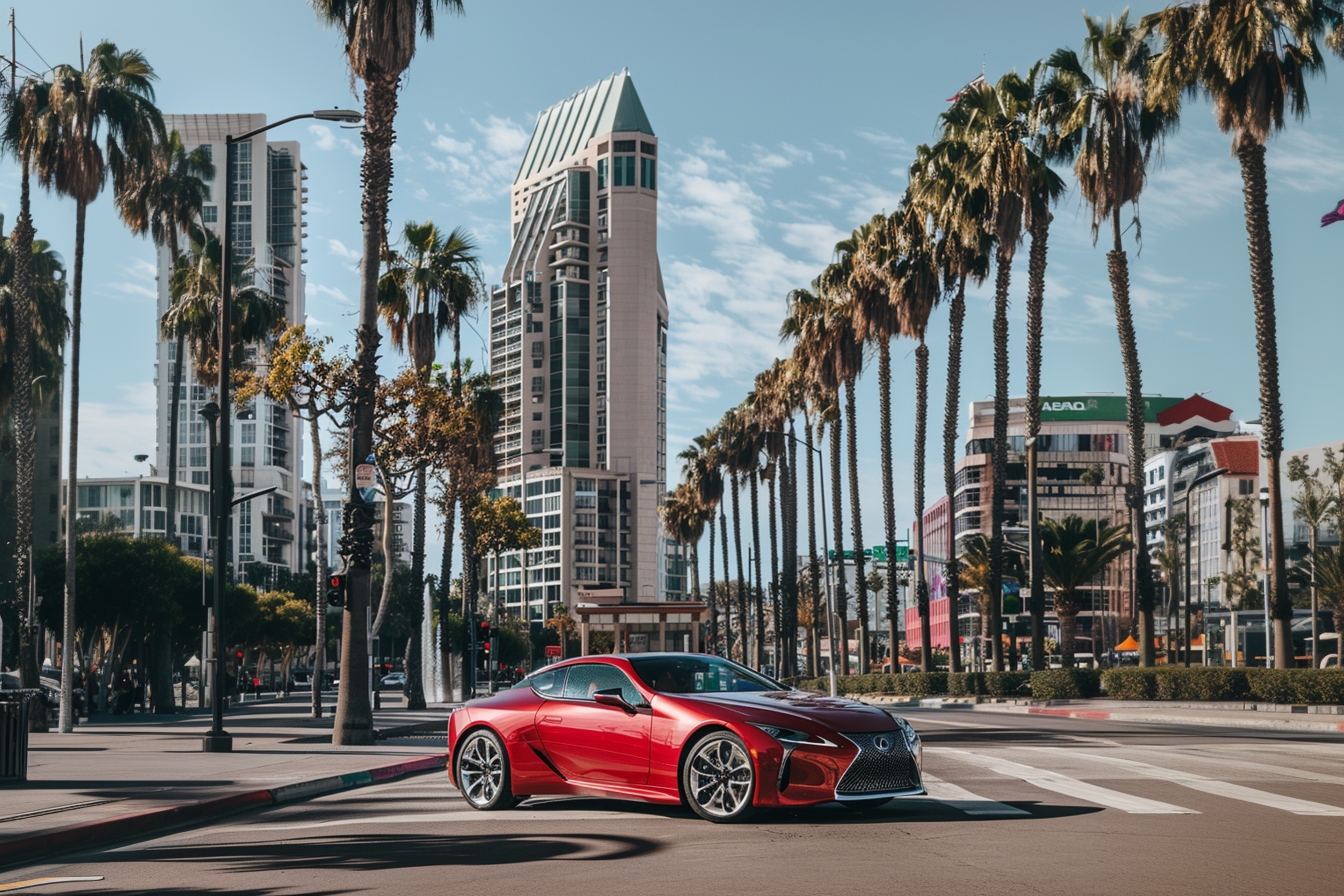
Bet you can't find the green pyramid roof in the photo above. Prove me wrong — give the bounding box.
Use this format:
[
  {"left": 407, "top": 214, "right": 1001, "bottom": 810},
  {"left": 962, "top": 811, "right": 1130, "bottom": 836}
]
[{"left": 515, "top": 69, "right": 654, "bottom": 184}]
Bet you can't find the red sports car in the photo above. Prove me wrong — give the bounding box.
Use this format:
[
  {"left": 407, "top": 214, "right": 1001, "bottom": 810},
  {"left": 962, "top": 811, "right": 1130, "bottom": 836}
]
[{"left": 447, "top": 652, "right": 923, "bottom": 822}]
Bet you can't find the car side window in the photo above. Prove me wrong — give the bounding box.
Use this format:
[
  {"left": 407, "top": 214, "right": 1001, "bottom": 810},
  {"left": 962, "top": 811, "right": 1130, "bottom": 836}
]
[
  {"left": 529, "top": 668, "right": 568, "bottom": 698},
  {"left": 562, "top": 663, "right": 645, "bottom": 707}
]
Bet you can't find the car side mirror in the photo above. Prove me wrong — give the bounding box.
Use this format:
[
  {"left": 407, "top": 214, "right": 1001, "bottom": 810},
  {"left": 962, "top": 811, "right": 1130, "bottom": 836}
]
[{"left": 593, "top": 688, "right": 637, "bottom": 713}]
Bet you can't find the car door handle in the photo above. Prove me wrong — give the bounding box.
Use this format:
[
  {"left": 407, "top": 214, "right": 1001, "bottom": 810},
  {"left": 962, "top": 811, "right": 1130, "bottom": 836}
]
[{"left": 541, "top": 715, "right": 563, "bottom": 723}]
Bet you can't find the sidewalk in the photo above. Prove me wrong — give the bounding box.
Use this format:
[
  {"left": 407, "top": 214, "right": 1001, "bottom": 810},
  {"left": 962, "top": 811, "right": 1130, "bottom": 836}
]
[
  {"left": 0, "top": 698, "right": 456, "bottom": 869},
  {"left": 864, "top": 695, "right": 1344, "bottom": 734}
]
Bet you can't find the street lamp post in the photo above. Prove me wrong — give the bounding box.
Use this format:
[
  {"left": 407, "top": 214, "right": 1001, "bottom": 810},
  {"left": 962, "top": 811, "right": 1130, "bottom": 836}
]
[
  {"left": 765, "top": 430, "right": 836, "bottom": 698},
  {"left": 1258, "top": 486, "right": 1272, "bottom": 669},
  {"left": 203, "top": 109, "right": 360, "bottom": 753},
  {"left": 1180, "top": 467, "right": 1226, "bottom": 670}
]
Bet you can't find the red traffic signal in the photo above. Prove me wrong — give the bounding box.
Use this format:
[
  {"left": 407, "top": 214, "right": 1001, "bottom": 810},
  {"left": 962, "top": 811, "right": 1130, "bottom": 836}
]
[{"left": 327, "top": 573, "right": 347, "bottom": 608}]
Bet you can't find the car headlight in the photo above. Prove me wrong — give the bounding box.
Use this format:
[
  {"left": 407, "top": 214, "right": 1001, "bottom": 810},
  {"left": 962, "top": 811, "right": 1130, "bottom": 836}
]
[
  {"left": 893, "top": 717, "right": 922, "bottom": 769},
  {"left": 751, "top": 724, "right": 834, "bottom": 747}
]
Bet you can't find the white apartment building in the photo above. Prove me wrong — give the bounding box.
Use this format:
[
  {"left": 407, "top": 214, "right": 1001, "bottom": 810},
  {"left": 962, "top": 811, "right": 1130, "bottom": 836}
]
[
  {"left": 487, "top": 70, "right": 675, "bottom": 621},
  {"left": 323, "top": 488, "right": 412, "bottom": 572},
  {"left": 154, "top": 114, "right": 307, "bottom": 579}
]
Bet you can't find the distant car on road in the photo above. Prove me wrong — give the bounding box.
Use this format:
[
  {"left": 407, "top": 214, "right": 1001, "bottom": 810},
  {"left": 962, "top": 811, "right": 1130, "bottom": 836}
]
[
  {"left": 447, "top": 652, "right": 924, "bottom": 823},
  {"left": 380, "top": 672, "right": 406, "bottom": 689}
]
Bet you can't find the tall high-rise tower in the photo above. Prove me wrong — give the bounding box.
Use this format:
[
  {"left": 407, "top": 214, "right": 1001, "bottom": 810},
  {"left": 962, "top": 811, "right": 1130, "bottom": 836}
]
[
  {"left": 154, "top": 114, "right": 308, "bottom": 580},
  {"left": 488, "top": 70, "right": 676, "bottom": 620}
]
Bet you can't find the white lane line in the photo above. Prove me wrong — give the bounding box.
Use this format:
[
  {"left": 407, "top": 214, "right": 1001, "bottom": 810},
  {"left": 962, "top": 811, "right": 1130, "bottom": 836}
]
[
  {"left": 933, "top": 748, "right": 1198, "bottom": 815},
  {"left": 1025, "top": 748, "right": 1344, "bottom": 817},
  {"left": 920, "top": 773, "right": 1030, "bottom": 816},
  {"left": 1163, "top": 747, "right": 1344, "bottom": 788}
]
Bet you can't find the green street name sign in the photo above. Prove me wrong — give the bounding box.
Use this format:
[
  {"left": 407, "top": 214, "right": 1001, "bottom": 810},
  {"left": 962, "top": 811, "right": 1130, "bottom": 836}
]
[
  {"left": 1038, "top": 395, "right": 1183, "bottom": 423},
  {"left": 828, "top": 545, "right": 908, "bottom": 564}
]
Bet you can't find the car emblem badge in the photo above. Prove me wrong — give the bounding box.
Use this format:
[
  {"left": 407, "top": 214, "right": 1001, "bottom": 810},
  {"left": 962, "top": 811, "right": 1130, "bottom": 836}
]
[{"left": 873, "top": 735, "right": 893, "bottom": 753}]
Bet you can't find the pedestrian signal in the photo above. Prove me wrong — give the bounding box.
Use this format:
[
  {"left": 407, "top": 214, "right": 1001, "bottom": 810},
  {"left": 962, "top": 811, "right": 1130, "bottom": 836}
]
[{"left": 327, "top": 573, "right": 347, "bottom": 608}]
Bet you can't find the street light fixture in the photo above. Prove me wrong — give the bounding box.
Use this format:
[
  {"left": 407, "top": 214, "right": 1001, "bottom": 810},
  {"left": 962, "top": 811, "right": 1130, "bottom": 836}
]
[
  {"left": 1258, "top": 485, "right": 1272, "bottom": 669},
  {"left": 203, "top": 108, "right": 360, "bottom": 754},
  {"left": 764, "top": 430, "right": 836, "bottom": 698}
]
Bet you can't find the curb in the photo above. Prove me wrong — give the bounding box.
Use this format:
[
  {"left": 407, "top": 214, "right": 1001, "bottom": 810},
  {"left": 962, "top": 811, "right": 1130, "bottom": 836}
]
[{"left": 0, "top": 753, "right": 448, "bottom": 870}]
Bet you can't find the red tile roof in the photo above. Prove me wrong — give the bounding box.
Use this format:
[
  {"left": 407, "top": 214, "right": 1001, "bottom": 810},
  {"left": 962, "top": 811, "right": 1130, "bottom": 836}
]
[
  {"left": 1156, "top": 394, "right": 1234, "bottom": 427},
  {"left": 1211, "top": 438, "right": 1260, "bottom": 476}
]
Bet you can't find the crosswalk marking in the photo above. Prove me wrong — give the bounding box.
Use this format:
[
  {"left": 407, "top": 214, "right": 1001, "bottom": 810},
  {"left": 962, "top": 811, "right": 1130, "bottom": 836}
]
[
  {"left": 1164, "top": 747, "right": 1344, "bottom": 788},
  {"left": 1026, "top": 749, "right": 1344, "bottom": 817},
  {"left": 933, "top": 748, "right": 1199, "bottom": 815},
  {"left": 920, "top": 773, "right": 1030, "bottom": 816}
]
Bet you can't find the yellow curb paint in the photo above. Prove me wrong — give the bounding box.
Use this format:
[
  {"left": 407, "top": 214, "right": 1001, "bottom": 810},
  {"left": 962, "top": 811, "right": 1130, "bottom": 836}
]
[{"left": 0, "top": 877, "right": 104, "bottom": 892}]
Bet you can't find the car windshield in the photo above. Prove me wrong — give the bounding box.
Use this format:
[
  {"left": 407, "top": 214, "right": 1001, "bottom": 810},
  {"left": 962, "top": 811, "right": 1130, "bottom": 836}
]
[{"left": 628, "top": 656, "right": 785, "bottom": 694}]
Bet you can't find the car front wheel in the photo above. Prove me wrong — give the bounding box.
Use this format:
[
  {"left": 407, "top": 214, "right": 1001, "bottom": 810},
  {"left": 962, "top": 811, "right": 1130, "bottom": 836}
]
[
  {"left": 684, "top": 732, "right": 756, "bottom": 823},
  {"left": 456, "top": 729, "right": 515, "bottom": 810}
]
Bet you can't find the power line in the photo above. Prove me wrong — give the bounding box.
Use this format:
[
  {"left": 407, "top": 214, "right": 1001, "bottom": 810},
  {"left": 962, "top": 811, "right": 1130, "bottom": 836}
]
[{"left": 14, "top": 24, "right": 52, "bottom": 75}]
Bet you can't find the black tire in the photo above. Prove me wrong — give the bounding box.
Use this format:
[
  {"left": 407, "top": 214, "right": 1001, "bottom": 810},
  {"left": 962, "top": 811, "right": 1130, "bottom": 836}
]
[
  {"left": 841, "top": 797, "right": 893, "bottom": 813},
  {"left": 682, "top": 731, "right": 757, "bottom": 823},
  {"left": 455, "top": 729, "right": 516, "bottom": 811}
]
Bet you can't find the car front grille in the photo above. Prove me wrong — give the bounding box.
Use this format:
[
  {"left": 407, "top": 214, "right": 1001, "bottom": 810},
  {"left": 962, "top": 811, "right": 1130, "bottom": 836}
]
[{"left": 835, "top": 731, "right": 920, "bottom": 795}]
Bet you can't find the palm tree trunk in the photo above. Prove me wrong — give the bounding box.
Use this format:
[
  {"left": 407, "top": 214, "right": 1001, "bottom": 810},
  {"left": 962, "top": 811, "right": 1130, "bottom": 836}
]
[
  {"left": 439, "top": 488, "right": 456, "bottom": 696},
  {"left": 987, "top": 246, "right": 1011, "bottom": 673},
  {"left": 1026, "top": 213, "right": 1050, "bottom": 672},
  {"left": 785, "top": 420, "right": 799, "bottom": 677},
  {"left": 879, "top": 340, "right": 901, "bottom": 674},
  {"left": 720, "top": 507, "right": 733, "bottom": 660},
  {"left": 914, "top": 342, "right": 932, "bottom": 672},
  {"left": 1059, "top": 609, "right": 1078, "bottom": 669},
  {"left": 690, "top": 543, "right": 701, "bottom": 601},
  {"left": 944, "top": 275, "right": 967, "bottom": 675},
  {"left": 12, "top": 159, "right": 44, "bottom": 731},
  {"left": 336, "top": 68, "right": 400, "bottom": 747},
  {"left": 166, "top": 332, "right": 186, "bottom": 547},
  {"left": 805, "top": 418, "right": 820, "bottom": 678},
  {"left": 829, "top": 415, "right": 849, "bottom": 676},
  {"left": 767, "top": 465, "right": 779, "bottom": 674},
  {"left": 707, "top": 506, "right": 718, "bottom": 655},
  {"left": 730, "top": 475, "right": 747, "bottom": 664},
  {"left": 311, "top": 413, "right": 327, "bottom": 718},
  {"left": 845, "top": 379, "right": 869, "bottom": 674},
  {"left": 59, "top": 198, "right": 89, "bottom": 734},
  {"left": 1107, "top": 208, "right": 1155, "bottom": 668},
  {"left": 1237, "top": 143, "right": 1292, "bottom": 668},
  {"left": 750, "top": 472, "right": 764, "bottom": 670},
  {"left": 404, "top": 465, "right": 427, "bottom": 709}
]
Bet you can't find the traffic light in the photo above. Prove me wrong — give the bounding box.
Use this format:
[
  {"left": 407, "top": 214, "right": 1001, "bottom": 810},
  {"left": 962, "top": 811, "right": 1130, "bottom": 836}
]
[{"left": 327, "top": 573, "right": 346, "bottom": 608}]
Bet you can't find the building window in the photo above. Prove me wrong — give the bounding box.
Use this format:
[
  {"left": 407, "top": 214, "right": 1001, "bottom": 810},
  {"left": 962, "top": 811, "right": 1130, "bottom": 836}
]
[
  {"left": 640, "top": 141, "right": 656, "bottom": 156},
  {"left": 596, "top": 158, "right": 608, "bottom": 190},
  {"left": 201, "top": 205, "right": 217, "bottom": 224},
  {"left": 190, "top": 447, "right": 207, "bottom": 467},
  {"left": 613, "top": 140, "right": 636, "bottom": 153},
  {"left": 1239, "top": 479, "right": 1254, "bottom": 495},
  {"left": 640, "top": 157, "right": 656, "bottom": 190},
  {"left": 613, "top": 156, "right": 636, "bottom": 187}
]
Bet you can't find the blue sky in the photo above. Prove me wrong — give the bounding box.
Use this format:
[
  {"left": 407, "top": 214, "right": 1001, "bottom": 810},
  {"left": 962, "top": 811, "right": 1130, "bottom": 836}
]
[{"left": 7, "top": 0, "right": 1344, "bottom": 583}]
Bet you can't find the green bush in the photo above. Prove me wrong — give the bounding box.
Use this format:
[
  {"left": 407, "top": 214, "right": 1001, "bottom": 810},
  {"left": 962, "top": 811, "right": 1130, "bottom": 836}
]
[
  {"left": 947, "top": 672, "right": 982, "bottom": 696},
  {"left": 1246, "top": 669, "right": 1344, "bottom": 704},
  {"left": 795, "top": 672, "right": 948, "bottom": 697},
  {"left": 1098, "top": 667, "right": 1344, "bottom": 703},
  {"left": 1031, "top": 668, "right": 1102, "bottom": 700},
  {"left": 985, "top": 671, "right": 1032, "bottom": 697}
]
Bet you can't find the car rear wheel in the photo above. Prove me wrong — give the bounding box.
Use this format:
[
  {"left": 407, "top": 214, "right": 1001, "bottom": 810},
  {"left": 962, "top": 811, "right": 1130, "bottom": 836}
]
[
  {"left": 684, "top": 732, "right": 756, "bottom": 823},
  {"left": 456, "top": 729, "right": 515, "bottom": 810}
]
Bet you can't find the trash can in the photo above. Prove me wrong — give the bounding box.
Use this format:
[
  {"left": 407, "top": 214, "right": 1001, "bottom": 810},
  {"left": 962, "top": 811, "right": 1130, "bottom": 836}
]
[{"left": 0, "top": 690, "right": 39, "bottom": 784}]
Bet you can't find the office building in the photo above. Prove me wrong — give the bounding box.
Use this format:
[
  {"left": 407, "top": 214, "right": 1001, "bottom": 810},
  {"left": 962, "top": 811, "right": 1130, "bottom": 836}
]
[
  {"left": 486, "top": 70, "right": 673, "bottom": 620},
  {"left": 153, "top": 114, "right": 307, "bottom": 578},
  {"left": 323, "top": 487, "right": 412, "bottom": 572}
]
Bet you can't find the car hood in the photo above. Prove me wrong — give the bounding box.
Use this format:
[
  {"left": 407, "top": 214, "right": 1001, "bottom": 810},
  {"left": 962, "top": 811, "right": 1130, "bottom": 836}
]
[{"left": 673, "top": 690, "right": 896, "bottom": 733}]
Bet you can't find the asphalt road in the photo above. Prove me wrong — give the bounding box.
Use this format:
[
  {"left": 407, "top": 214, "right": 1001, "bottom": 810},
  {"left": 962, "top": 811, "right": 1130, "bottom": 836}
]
[{"left": 4, "top": 710, "right": 1343, "bottom": 896}]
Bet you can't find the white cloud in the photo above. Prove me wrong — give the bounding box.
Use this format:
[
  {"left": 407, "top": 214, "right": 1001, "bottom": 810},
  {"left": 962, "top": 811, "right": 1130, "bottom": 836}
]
[
  {"left": 327, "top": 238, "right": 360, "bottom": 261},
  {"left": 305, "top": 282, "right": 354, "bottom": 305},
  {"left": 79, "top": 382, "right": 158, "bottom": 477},
  {"left": 473, "top": 115, "right": 528, "bottom": 157},
  {"left": 432, "top": 134, "right": 474, "bottom": 155},
  {"left": 103, "top": 257, "right": 157, "bottom": 301},
  {"left": 307, "top": 123, "right": 362, "bottom": 158},
  {"left": 780, "top": 222, "right": 847, "bottom": 264}
]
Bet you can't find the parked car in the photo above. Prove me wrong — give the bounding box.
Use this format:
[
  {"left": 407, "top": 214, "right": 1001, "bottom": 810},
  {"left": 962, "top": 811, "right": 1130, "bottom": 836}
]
[
  {"left": 448, "top": 652, "right": 924, "bottom": 823},
  {"left": 380, "top": 672, "right": 406, "bottom": 689}
]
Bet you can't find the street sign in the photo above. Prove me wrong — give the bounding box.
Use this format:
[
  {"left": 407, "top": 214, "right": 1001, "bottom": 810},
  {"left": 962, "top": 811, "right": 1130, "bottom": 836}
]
[
  {"left": 355, "top": 463, "right": 377, "bottom": 504},
  {"left": 828, "top": 545, "right": 909, "bottom": 564},
  {"left": 545, "top": 645, "right": 562, "bottom": 657}
]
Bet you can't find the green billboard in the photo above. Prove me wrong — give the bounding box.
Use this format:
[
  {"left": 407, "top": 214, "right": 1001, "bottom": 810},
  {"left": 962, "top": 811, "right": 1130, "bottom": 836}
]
[{"left": 1038, "top": 395, "right": 1183, "bottom": 423}]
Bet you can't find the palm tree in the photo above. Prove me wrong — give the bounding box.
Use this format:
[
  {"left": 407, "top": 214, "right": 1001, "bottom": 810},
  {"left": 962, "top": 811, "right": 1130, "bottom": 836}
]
[
  {"left": 1041, "top": 516, "right": 1133, "bottom": 668},
  {"left": 680, "top": 430, "right": 724, "bottom": 654},
  {"left": 940, "top": 71, "right": 1045, "bottom": 672},
  {"left": 162, "top": 231, "right": 284, "bottom": 389},
  {"left": 1153, "top": 513, "right": 1187, "bottom": 661},
  {"left": 1, "top": 75, "right": 59, "bottom": 720},
  {"left": 957, "top": 534, "right": 993, "bottom": 666},
  {"left": 908, "top": 136, "right": 993, "bottom": 675},
  {"left": 0, "top": 220, "right": 68, "bottom": 729},
  {"left": 717, "top": 406, "right": 757, "bottom": 664},
  {"left": 1142, "top": 0, "right": 1344, "bottom": 668},
  {"left": 1287, "top": 455, "right": 1333, "bottom": 666},
  {"left": 311, "top": 0, "right": 465, "bottom": 745},
  {"left": 1038, "top": 14, "right": 1177, "bottom": 666},
  {"left": 377, "top": 220, "right": 480, "bottom": 709},
  {"left": 43, "top": 43, "right": 164, "bottom": 731},
  {"left": 117, "top": 129, "right": 214, "bottom": 548},
  {"left": 1305, "top": 546, "right": 1344, "bottom": 669}
]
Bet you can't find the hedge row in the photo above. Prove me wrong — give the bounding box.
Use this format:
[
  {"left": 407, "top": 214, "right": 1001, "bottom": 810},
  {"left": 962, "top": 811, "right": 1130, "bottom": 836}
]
[
  {"left": 1030, "top": 668, "right": 1102, "bottom": 700},
  {"left": 1102, "top": 667, "right": 1344, "bottom": 703},
  {"left": 793, "top": 671, "right": 1030, "bottom": 698}
]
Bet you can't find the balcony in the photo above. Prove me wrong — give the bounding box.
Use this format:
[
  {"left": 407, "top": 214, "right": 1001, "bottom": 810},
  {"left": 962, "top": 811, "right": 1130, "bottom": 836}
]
[
  {"left": 551, "top": 227, "right": 587, "bottom": 247},
  {"left": 263, "top": 524, "right": 294, "bottom": 542}
]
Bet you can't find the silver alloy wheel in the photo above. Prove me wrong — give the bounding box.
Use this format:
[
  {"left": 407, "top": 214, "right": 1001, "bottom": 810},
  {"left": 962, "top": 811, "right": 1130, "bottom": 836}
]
[
  {"left": 459, "top": 733, "right": 504, "bottom": 807},
  {"left": 688, "top": 736, "right": 754, "bottom": 818}
]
